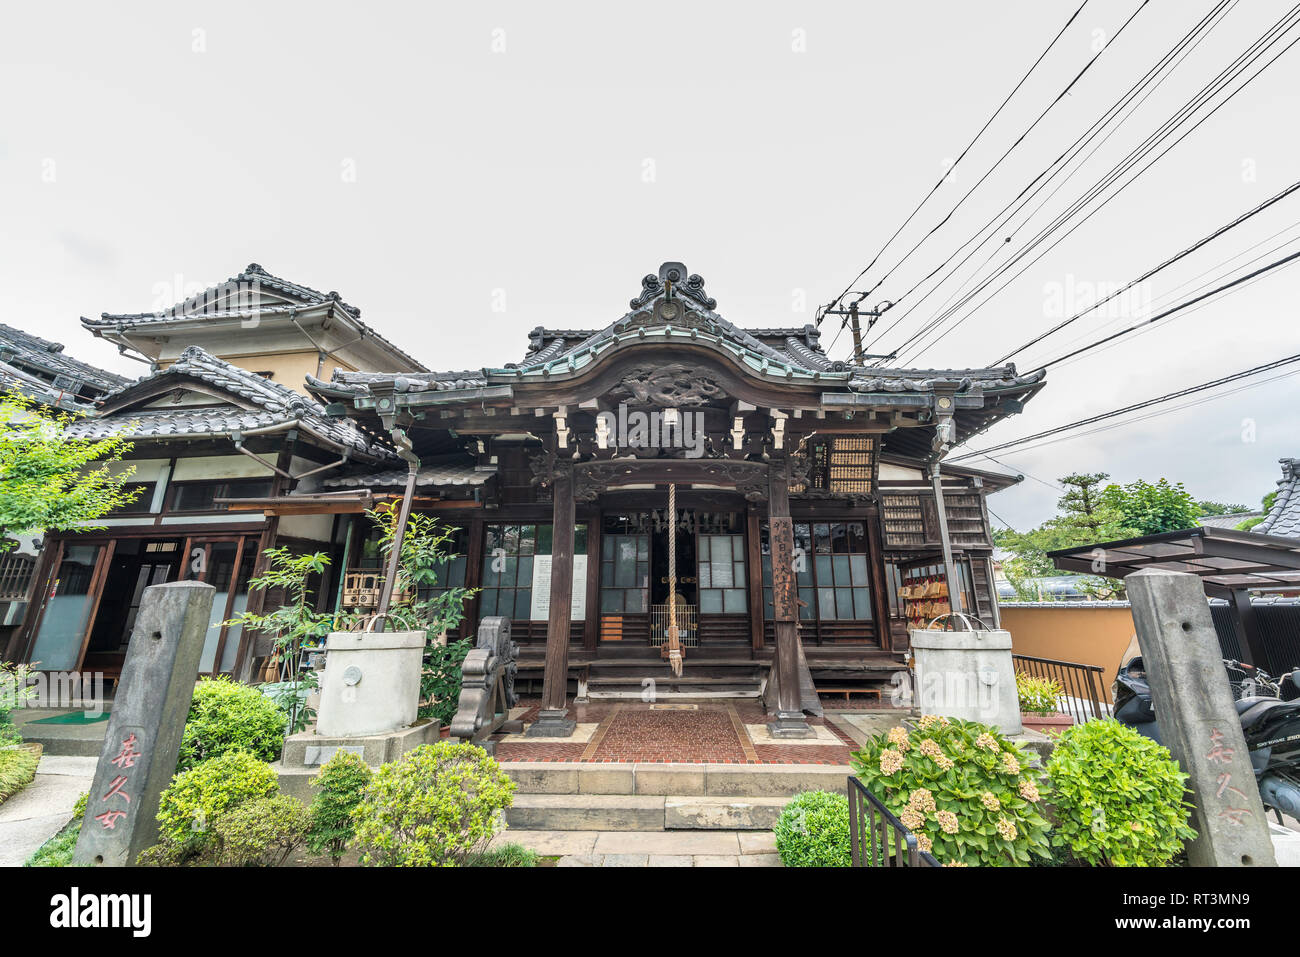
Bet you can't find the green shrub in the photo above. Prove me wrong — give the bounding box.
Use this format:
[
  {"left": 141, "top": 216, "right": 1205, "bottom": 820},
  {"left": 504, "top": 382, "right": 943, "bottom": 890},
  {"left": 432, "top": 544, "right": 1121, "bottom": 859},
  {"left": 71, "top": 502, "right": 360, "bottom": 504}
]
[
  {"left": 773, "top": 791, "right": 851, "bottom": 867},
  {"left": 1047, "top": 719, "right": 1197, "bottom": 866},
  {"left": 72, "top": 790, "right": 88, "bottom": 820},
  {"left": 0, "top": 744, "right": 40, "bottom": 804},
  {"left": 1016, "top": 673, "right": 1063, "bottom": 715},
  {"left": 350, "top": 742, "right": 515, "bottom": 867},
  {"left": 215, "top": 794, "right": 312, "bottom": 866},
  {"left": 0, "top": 661, "right": 34, "bottom": 747},
  {"left": 178, "top": 677, "right": 287, "bottom": 772},
  {"left": 155, "top": 750, "right": 280, "bottom": 858},
  {"left": 308, "top": 750, "right": 373, "bottom": 864},
  {"left": 464, "top": 842, "right": 538, "bottom": 867},
  {"left": 420, "top": 639, "right": 471, "bottom": 725},
  {"left": 851, "top": 716, "right": 1052, "bottom": 867}
]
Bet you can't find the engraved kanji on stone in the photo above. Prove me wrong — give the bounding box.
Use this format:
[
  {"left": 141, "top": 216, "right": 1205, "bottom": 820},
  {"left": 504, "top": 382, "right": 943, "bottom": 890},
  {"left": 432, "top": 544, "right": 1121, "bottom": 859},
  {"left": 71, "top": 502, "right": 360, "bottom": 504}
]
[
  {"left": 110, "top": 732, "right": 142, "bottom": 769},
  {"left": 1206, "top": 728, "right": 1235, "bottom": 765},
  {"left": 94, "top": 809, "right": 128, "bottom": 830},
  {"left": 101, "top": 775, "right": 132, "bottom": 805}
]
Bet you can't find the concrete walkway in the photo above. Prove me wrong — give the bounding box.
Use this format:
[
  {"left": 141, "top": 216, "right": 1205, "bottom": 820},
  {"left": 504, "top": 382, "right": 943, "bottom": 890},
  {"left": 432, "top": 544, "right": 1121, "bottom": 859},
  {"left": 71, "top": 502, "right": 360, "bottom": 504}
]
[
  {"left": 494, "top": 827, "right": 782, "bottom": 866},
  {"left": 0, "top": 755, "right": 97, "bottom": 866}
]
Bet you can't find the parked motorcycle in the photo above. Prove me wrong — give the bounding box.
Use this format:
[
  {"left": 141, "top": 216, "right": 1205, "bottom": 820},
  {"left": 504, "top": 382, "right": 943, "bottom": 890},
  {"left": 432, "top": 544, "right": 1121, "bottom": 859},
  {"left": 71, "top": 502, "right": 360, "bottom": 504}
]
[{"left": 1114, "top": 655, "right": 1300, "bottom": 821}]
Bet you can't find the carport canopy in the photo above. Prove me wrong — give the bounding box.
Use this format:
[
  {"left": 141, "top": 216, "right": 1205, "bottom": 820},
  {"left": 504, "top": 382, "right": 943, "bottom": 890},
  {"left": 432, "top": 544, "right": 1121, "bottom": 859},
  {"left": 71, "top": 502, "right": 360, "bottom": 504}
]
[{"left": 1049, "top": 526, "right": 1300, "bottom": 667}]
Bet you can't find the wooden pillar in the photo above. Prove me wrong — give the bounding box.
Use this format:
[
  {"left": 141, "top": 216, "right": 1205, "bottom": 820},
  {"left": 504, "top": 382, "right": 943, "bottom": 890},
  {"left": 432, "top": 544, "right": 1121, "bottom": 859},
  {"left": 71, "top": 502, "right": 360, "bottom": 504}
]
[
  {"left": 375, "top": 462, "right": 419, "bottom": 630},
  {"left": 864, "top": 504, "right": 893, "bottom": 652},
  {"left": 767, "top": 458, "right": 814, "bottom": 736},
  {"left": 928, "top": 460, "right": 967, "bottom": 625},
  {"left": 528, "top": 461, "right": 577, "bottom": 736},
  {"left": 584, "top": 515, "right": 601, "bottom": 653},
  {"left": 745, "top": 506, "right": 765, "bottom": 654},
  {"left": 463, "top": 516, "right": 485, "bottom": 640}
]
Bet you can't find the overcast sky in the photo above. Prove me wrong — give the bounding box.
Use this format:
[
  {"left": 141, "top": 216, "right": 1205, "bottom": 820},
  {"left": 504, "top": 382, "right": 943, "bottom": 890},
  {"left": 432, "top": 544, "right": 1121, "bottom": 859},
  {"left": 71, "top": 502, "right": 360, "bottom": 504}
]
[{"left": 2, "top": 0, "right": 1297, "bottom": 529}]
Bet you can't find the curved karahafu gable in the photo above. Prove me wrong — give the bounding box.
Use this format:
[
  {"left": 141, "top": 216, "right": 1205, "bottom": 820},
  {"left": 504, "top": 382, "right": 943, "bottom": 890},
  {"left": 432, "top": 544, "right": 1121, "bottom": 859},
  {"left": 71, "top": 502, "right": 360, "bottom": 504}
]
[{"left": 305, "top": 262, "right": 1045, "bottom": 457}]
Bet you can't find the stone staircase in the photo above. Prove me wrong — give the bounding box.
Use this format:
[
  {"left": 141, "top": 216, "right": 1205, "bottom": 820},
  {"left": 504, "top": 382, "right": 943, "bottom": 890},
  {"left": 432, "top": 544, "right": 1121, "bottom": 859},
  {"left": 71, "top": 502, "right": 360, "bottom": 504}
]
[
  {"left": 582, "top": 659, "right": 767, "bottom": 700},
  {"left": 502, "top": 761, "right": 849, "bottom": 832}
]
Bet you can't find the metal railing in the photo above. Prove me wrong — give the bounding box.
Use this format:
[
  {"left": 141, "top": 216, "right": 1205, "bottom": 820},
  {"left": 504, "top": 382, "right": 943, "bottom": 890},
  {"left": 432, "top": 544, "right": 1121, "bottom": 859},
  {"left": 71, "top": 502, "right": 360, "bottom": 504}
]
[
  {"left": 847, "top": 776, "right": 940, "bottom": 867},
  {"left": 649, "top": 603, "right": 699, "bottom": 648},
  {"left": 1012, "top": 653, "right": 1108, "bottom": 723}
]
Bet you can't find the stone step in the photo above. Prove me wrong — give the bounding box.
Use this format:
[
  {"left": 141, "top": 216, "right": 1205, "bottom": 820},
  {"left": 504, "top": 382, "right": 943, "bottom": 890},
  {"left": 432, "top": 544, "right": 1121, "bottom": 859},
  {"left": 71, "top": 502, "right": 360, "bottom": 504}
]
[
  {"left": 506, "top": 793, "right": 791, "bottom": 831},
  {"left": 503, "top": 761, "right": 851, "bottom": 797}
]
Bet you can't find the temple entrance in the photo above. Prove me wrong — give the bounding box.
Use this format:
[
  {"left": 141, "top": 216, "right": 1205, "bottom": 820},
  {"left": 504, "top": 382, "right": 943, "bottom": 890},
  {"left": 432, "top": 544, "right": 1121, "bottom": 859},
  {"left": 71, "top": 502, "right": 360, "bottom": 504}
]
[{"left": 599, "top": 506, "right": 749, "bottom": 651}]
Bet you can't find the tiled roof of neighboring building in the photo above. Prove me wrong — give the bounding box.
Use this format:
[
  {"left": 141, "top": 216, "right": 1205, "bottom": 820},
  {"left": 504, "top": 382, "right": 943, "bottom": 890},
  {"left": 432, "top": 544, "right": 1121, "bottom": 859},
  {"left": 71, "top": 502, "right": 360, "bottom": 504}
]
[
  {"left": 1200, "top": 510, "right": 1264, "bottom": 529},
  {"left": 1256, "top": 458, "right": 1300, "bottom": 538},
  {"left": 69, "top": 345, "right": 397, "bottom": 462},
  {"left": 0, "top": 322, "right": 129, "bottom": 410},
  {"left": 82, "top": 263, "right": 428, "bottom": 372}
]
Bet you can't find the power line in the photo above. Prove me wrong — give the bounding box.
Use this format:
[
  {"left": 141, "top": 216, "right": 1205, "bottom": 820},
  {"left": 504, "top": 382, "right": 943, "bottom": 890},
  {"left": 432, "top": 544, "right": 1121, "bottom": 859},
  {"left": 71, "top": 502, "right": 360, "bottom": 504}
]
[
  {"left": 893, "top": 4, "right": 1300, "bottom": 364},
  {"left": 949, "top": 351, "right": 1300, "bottom": 460},
  {"left": 819, "top": 0, "right": 1096, "bottom": 317},
  {"left": 861, "top": 0, "right": 1236, "bottom": 356},
  {"left": 1027, "top": 246, "right": 1300, "bottom": 371},
  {"left": 961, "top": 365, "right": 1298, "bottom": 458},
  {"left": 991, "top": 178, "right": 1300, "bottom": 365}
]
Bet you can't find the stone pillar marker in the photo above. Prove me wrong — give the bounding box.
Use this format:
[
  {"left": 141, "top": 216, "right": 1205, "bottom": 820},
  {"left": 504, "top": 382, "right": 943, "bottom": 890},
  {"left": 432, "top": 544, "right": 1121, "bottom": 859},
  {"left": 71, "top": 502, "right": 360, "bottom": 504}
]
[
  {"left": 1125, "top": 569, "right": 1276, "bottom": 867},
  {"left": 73, "top": 581, "right": 214, "bottom": 867}
]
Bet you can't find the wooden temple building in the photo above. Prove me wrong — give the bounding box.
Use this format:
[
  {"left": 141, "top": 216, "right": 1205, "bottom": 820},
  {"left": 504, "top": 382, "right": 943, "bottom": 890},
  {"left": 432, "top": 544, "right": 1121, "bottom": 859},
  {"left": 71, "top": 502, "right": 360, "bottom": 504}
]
[{"left": 4, "top": 261, "right": 1044, "bottom": 736}]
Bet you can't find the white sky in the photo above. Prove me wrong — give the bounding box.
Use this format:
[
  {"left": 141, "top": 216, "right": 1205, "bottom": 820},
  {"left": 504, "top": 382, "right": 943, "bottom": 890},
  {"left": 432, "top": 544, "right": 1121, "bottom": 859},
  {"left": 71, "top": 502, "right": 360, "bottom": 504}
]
[{"left": 1, "top": 0, "right": 1297, "bottom": 529}]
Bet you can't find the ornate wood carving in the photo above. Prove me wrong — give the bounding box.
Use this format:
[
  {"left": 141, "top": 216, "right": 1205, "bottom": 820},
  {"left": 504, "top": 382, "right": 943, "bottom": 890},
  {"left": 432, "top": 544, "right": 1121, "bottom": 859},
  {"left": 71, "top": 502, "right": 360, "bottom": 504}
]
[
  {"left": 572, "top": 458, "right": 770, "bottom": 502},
  {"left": 613, "top": 363, "right": 726, "bottom": 407}
]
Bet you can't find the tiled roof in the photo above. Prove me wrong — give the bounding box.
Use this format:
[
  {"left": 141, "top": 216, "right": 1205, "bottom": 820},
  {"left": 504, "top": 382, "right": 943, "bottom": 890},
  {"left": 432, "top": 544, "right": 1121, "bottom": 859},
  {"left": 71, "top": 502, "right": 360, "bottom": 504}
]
[
  {"left": 68, "top": 345, "right": 396, "bottom": 462},
  {"left": 323, "top": 464, "right": 494, "bottom": 489},
  {"left": 1200, "top": 511, "right": 1264, "bottom": 529},
  {"left": 82, "top": 263, "right": 428, "bottom": 372},
  {"left": 309, "top": 263, "right": 1042, "bottom": 398},
  {"left": 1256, "top": 458, "right": 1300, "bottom": 538},
  {"left": 0, "top": 322, "right": 129, "bottom": 409}
]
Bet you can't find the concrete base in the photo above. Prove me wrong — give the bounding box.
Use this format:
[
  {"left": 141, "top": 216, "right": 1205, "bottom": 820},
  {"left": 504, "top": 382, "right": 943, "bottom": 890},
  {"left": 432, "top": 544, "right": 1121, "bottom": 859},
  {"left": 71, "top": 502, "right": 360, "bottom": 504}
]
[
  {"left": 505, "top": 793, "right": 792, "bottom": 831},
  {"left": 766, "top": 712, "right": 816, "bottom": 738},
  {"left": 283, "top": 718, "right": 439, "bottom": 768},
  {"left": 525, "top": 709, "right": 577, "bottom": 738}
]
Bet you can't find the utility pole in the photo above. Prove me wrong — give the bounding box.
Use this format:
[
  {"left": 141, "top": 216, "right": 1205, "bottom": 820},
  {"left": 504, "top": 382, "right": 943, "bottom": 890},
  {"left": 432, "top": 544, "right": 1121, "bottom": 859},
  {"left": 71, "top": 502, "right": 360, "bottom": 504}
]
[{"left": 817, "top": 296, "right": 894, "bottom": 366}]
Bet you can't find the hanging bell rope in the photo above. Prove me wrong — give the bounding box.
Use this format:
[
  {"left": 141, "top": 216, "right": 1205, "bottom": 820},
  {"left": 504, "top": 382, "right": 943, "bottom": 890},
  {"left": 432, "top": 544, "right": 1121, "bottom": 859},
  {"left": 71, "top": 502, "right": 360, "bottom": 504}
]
[{"left": 663, "top": 481, "right": 684, "bottom": 677}]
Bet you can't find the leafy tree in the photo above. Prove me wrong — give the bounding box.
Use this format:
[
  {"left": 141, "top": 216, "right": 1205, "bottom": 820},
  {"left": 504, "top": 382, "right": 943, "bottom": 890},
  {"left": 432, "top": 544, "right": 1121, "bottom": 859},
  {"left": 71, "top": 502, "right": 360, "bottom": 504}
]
[
  {"left": 0, "top": 388, "right": 141, "bottom": 548},
  {"left": 995, "top": 473, "right": 1132, "bottom": 599},
  {"left": 224, "top": 548, "right": 332, "bottom": 736},
  {"left": 1196, "top": 500, "right": 1250, "bottom": 517},
  {"left": 1100, "top": 478, "right": 1201, "bottom": 535}
]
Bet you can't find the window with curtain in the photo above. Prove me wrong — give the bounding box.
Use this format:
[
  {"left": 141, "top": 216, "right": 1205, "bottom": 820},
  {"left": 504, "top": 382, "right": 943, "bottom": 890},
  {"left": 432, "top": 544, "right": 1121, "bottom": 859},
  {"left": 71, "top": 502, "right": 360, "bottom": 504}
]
[{"left": 761, "top": 521, "right": 872, "bottom": 621}]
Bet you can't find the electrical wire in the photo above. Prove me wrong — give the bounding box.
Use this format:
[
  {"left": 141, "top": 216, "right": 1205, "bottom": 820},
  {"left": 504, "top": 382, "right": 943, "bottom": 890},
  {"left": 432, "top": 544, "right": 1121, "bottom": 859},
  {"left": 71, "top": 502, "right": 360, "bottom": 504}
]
[
  {"left": 991, "top": 178, "right": 1300, "bottom": 364},
  {"left": 861, "top": 0, "right": 1236, "bottom": 356},
  {"left": 820, "top": 0, "right": 1095, "bottom": 318},
  {"left": 949, "top": 351, "right": 1300, "bottom": 460},
  {"left": 894, "top": 4, "right": 1300, "bottom": 365},
  {"left": 1027, "top": 246, "right": 1300, "bottom": 371}
]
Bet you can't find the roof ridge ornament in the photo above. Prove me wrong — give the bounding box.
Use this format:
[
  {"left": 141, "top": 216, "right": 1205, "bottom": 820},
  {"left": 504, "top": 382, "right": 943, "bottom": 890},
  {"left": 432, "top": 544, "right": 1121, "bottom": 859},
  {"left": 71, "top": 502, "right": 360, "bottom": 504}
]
[{"left": 629, "top": 262, "right": 717, "bottom": 312}]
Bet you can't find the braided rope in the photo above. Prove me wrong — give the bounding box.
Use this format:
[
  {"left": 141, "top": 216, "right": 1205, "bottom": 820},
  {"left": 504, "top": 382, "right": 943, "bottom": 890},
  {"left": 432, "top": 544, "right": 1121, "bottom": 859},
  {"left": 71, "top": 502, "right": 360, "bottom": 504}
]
[{"left": 666, "top": 482, "right": 682, "bottom": 675}]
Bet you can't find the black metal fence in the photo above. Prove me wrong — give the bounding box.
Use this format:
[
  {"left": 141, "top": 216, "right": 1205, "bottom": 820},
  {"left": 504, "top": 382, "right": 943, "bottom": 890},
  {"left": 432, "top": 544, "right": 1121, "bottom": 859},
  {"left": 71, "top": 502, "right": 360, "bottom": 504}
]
[
  {"left": 1211, "top": 598, "right": 1300, "bottom": 678},
  {"left": 847, "top": 776, "right": 940, "bottom": 867},
  {"left": 1012, "top": 653, "right": 1108, "bottom": 723}
]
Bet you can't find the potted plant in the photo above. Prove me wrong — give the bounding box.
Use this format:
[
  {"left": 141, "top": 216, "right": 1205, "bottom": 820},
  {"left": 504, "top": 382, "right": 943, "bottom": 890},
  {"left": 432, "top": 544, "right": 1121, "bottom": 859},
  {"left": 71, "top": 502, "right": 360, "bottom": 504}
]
[{"left": 1016, "top": 673, "right": 1073, "bottom": 735}]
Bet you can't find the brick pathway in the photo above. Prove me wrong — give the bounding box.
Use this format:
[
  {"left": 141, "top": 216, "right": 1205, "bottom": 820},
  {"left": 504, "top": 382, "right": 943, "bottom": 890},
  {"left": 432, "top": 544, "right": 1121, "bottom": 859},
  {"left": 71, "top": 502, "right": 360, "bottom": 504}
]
[{"left": 494, "top": 699, "right": 874, "bottom": 765}]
